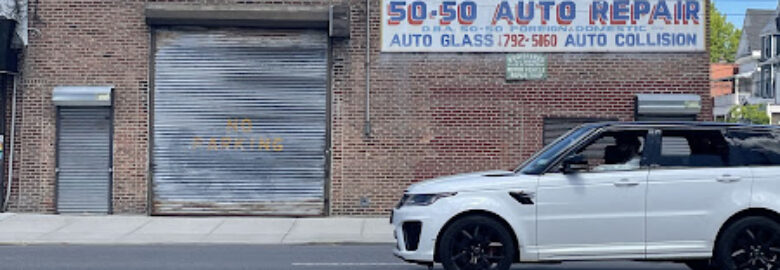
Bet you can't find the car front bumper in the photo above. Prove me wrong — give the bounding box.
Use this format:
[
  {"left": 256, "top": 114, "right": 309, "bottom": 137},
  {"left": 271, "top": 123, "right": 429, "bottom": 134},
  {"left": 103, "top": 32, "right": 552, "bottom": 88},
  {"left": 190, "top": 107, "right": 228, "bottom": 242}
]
[{"left": 391, "top": 202, "right": 453, "bottom": 263}]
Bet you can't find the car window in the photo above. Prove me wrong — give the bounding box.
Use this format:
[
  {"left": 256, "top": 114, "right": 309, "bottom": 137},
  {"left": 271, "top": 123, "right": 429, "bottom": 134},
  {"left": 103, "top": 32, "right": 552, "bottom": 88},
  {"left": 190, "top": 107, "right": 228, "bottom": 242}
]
[
  {"left": 726, "top": 130, "right": 780, "bottom": 166},
  {"left": 657, "top": 129, "right": 730, "bottom": 168},
  {"left": 553, "top": 130, "right": 648, "bottom": 173},
  {"left": 518, "top": 126, "right": 592, "bottom": 174}
]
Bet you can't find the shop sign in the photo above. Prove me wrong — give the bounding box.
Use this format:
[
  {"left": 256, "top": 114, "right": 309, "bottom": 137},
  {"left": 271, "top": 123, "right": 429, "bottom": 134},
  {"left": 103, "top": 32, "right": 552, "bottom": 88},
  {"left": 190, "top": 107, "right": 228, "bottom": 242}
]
[
  {"left": 506, "top": 53, "right": 546, "bottom": 80},
  {"left": 381, "top": 0, "right": 705, "bottom": 52}
]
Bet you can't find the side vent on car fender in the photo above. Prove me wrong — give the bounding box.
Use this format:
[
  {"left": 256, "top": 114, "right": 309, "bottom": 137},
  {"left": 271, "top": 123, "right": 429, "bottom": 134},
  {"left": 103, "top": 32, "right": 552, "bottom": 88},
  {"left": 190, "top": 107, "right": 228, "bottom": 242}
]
[{"left": 509, "top": 191, "right": 535, "bottom": 205}]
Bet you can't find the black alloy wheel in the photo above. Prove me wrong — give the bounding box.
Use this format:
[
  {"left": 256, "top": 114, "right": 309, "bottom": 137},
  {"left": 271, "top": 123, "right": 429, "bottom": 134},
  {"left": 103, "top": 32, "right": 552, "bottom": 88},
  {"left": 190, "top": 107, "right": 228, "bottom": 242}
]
[
  {"left": 439, "top": 215, "right": 515, "bottom": 270},
  {"left": 715, "top": 216, "right": 780, "bottom": 270}
]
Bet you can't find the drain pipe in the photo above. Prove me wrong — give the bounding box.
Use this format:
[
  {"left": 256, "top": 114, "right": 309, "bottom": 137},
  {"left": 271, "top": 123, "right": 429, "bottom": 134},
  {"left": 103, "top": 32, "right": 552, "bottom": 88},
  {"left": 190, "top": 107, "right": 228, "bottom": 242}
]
[
  {"left": 364, "top": 0, "right": 371, "bottom": 138},
  {"left": 2, "top": 74, "right": 17, "bottom": 211}
]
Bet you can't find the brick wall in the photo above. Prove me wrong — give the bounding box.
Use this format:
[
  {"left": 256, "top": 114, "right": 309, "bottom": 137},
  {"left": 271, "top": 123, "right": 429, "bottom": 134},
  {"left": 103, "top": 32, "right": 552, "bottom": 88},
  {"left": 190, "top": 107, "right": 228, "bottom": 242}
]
[
  {"left": 330, "top": 52, "right": 711, "bottom": 216},
  {"left": 6, "top": 0, "right": 152, "bottom": 213},
  {"left": 711, "top": 63, "right": 736, "bottom": 97},
  {"left": 3, "top": 0, "right": 711, "bottom": 216}
]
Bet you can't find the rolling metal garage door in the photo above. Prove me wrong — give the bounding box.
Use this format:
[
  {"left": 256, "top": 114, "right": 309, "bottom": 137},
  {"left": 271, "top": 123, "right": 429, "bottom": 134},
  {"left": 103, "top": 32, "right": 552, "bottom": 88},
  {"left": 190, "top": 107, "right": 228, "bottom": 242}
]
[
  {"left": 152, "top": 29, "right": 328, "bottom": 215},
  {"left": 57, "top": 107, "right": 112, "bottom": 214}
]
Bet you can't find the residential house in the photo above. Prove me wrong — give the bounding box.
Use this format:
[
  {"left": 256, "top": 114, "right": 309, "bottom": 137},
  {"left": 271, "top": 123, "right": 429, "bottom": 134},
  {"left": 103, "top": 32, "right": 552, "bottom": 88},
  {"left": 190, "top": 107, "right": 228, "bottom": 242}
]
[{"left": 714, "top": 9, "right": 777, "bottom": 122}]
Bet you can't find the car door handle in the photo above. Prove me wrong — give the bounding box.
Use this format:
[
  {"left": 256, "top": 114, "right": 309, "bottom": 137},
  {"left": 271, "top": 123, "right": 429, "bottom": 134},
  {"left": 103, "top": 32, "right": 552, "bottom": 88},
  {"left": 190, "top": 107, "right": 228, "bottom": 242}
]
[
  {"left": 717, "top": 175, "right": 742, "bottom": 183},
  {"left": 613, "top": 179, "right": 640, "bottom": 187}
]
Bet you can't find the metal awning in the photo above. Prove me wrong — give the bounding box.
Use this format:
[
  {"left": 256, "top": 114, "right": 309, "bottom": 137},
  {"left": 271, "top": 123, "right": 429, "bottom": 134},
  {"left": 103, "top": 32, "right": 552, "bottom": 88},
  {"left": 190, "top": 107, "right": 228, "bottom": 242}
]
[
  {"left": 52, "top": 86, "right": 112, "bottom": 106},
  {"left": 636, "top": 94, "right": 701, "bottom": 116}
]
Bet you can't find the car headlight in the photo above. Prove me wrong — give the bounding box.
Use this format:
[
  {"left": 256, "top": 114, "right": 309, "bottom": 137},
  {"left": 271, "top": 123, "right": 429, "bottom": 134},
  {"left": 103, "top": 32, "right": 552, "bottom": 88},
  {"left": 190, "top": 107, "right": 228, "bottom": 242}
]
[{"left": 397, "top": 192, "right": 457, "bottom": 208}]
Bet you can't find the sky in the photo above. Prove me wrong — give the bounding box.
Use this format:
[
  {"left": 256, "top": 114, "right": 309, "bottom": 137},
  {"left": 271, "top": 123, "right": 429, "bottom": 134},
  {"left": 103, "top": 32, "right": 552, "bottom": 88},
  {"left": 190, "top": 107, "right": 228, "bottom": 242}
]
[{"left": 713, "top": 0, "right": 778, "bottom": 29}]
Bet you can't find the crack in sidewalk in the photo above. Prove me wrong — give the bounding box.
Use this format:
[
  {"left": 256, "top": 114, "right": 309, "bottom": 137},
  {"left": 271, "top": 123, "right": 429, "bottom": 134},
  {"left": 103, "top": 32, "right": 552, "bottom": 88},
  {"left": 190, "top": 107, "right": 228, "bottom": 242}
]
[{"left": 280, "top": 219, "right": 298, "bottom": 244}]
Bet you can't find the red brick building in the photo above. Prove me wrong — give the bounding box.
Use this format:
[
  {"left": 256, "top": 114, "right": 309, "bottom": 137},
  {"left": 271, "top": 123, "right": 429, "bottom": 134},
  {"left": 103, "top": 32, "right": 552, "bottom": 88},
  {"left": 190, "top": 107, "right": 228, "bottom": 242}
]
[{"left": 0, "top": 0, "right": 711, "bottom": 216}]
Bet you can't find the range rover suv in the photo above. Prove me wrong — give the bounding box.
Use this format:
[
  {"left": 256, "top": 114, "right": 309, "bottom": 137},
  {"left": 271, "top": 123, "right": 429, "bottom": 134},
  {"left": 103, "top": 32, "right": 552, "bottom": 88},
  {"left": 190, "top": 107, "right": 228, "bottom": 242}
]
[{"left": 392, "top": 122, "right": 780, "bottom": 270}]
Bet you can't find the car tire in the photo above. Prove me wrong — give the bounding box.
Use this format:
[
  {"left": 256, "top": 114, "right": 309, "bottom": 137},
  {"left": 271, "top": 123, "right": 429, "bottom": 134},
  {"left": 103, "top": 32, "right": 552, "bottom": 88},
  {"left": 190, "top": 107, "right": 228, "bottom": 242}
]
[
  {"left": 713, "top": 216, "right": 780, "bottom": 270},
  {"left": 438, "top": 215, "right": 516, "bottom": 270},
  {"left": 684, "top": 259, "right": 717, "bottom": 270}
]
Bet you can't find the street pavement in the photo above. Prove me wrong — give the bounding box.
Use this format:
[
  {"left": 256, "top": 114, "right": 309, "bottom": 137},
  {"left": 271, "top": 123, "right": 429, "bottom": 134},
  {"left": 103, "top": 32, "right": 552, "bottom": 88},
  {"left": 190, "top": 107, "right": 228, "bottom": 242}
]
[
  {"left": 0, "top": 244, "right": 690, "bottom": 270},
  {"left": 0, "top": 213, "right": 694, "bottom": 270},
  {"left": 0, "top": 213, "right": 392, "bottom": 245}
]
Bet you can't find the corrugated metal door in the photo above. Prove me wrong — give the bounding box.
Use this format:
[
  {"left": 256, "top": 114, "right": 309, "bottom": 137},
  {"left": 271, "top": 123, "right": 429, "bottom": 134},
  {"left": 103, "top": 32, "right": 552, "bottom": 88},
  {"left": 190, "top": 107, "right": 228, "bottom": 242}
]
[
  {"left": 57, "top": 107, "right": 112, "bottom": 214},
  {"left": 152, "top": 29, "right": 327, "bottom": 215}
]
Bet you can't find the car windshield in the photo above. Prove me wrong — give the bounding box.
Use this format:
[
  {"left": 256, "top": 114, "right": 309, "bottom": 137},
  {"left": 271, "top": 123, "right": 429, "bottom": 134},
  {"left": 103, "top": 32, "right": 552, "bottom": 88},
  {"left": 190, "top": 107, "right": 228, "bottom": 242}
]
[{"left": 516, "top": 126, "right": 593, "bottom": 175}]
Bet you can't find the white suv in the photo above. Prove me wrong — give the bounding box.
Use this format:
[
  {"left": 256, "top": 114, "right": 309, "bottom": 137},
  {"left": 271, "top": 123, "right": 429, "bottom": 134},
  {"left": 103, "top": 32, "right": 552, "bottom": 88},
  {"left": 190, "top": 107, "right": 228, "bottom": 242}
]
[{"left": 392, "top": 122, "right": 780, "bottom": 270}]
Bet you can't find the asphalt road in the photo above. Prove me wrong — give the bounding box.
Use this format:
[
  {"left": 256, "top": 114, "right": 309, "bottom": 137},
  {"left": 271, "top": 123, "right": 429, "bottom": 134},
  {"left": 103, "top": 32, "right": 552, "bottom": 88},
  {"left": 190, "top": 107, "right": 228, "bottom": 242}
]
[{"left": 0, "top": 244, "right": 690, "bottom": 270}]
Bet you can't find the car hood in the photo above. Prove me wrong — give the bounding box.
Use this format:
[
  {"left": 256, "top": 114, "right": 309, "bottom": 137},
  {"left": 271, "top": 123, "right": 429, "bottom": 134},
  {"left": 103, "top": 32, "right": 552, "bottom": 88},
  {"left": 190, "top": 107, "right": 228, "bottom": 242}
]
[{"left": 406, "top": 170, "right": 537, "bottom": 194}]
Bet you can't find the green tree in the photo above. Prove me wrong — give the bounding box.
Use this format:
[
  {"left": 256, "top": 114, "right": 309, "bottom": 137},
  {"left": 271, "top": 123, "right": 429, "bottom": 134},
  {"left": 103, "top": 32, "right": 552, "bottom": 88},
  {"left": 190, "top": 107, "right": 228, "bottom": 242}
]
[
  {"left": 727, "top": 105, "right": 770, "bottom": 124},
  {"left": 710, "top": 4, "right": 742, "bottom": 63}
]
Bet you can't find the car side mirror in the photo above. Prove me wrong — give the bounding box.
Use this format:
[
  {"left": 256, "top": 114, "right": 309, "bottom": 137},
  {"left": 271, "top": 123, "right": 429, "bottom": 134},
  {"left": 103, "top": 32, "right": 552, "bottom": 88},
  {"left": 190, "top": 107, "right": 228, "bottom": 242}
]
[{"left": 562, "top": 154, "right": 588, "bottom": 174}]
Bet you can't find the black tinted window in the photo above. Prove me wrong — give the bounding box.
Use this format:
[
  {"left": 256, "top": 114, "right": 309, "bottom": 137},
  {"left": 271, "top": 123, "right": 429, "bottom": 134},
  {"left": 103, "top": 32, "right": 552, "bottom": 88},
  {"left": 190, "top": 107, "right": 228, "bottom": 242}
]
[
  {"left": 726, "top": 130, "right": 780, "bottom": 166},
  {"left": 658, "top": 130, "right": 730, "bottom": 167}
]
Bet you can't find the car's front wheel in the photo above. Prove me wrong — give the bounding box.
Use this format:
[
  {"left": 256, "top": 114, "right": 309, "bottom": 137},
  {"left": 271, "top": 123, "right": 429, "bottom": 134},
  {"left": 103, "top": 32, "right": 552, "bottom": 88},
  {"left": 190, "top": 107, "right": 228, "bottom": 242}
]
[
  {"left": 714, "top": 216, "right": 780, "bottom": 270},
  {"left": 438, "top": 215, "right": 515, "bottom": 270}
]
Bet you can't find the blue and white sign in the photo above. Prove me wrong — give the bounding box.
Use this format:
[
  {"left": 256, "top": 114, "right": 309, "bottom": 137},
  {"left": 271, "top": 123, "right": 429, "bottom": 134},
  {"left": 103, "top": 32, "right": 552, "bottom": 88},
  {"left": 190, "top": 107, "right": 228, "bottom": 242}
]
[{"left": 381, "top": 0, "right": 706, "bottom": 52}]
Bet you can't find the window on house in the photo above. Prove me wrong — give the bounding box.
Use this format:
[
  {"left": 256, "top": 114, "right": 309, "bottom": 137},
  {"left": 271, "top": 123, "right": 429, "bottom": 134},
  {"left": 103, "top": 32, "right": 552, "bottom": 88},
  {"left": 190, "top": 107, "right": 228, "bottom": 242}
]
[
  {"left": 754, "top": 72, "right": 762, "bottom": 97},
  {"left": 763, "top": 36, "right": 771, "bottom": 60},
  {"left": 769, "top": 66, "right": 774, "bottom": 99},
  {"left": 775, "top": 64, "right": 779, "bottom": 99},
  {"left": 761, "top": 65, "right": 773, "bottom": 98},
  {"left": 760, "top": 36, "right": 765, "bottom": 60},
  {"left": 775, "top": 35, "right": 780, "bottom": 57}
]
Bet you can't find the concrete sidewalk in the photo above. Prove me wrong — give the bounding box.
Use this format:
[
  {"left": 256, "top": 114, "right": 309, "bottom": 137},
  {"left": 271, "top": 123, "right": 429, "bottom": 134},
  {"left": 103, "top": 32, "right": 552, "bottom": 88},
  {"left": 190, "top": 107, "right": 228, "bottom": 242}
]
[{"left": 0, "top": 213, "right": 394, "bottom": 245}]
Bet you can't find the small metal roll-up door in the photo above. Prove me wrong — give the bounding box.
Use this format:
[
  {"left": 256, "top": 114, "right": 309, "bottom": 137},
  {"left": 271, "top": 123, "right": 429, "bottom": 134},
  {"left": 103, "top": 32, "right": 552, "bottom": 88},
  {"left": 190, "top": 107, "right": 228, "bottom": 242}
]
[
  {"left": 543, "top": 118, "right": 616, "bottom": 145},
  {"left": 56, "top": 107, "right": 112, "bottom": 214},
  {"left": 152, "top": 29, "right": 328, "bottom": 215}
]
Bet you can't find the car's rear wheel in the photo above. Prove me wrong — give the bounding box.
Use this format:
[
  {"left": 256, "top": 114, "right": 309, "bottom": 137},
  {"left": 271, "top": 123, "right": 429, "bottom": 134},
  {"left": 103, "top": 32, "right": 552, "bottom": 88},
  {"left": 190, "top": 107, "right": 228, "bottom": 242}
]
[
  {"left": 714, "top": 216, "right": 780, "bottom": 270},
  {"left": 438, "top": 215, "right": 515, "bottom": 270}
]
